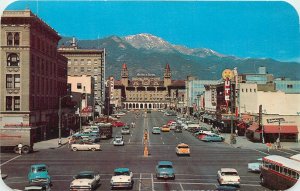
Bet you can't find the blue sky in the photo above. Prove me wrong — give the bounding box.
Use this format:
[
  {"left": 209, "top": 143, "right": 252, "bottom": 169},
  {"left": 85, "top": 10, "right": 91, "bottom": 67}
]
[{"left": 6, "top": 1, "right": 300, "bottom": 62}]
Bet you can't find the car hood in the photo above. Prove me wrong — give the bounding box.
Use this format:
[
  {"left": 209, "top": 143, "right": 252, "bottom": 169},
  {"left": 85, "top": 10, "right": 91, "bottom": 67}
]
[
  {"left": 248, "top": 162, "right": 261, "bottom": 169},
  {"left": 111, "top": 175, "right": 131, "bottom": 183},
  {"left": 29, "top": 172, "right": 49, "bottom": 180},
  {"left": 71, "top": 179, "right": 93, "bottom": 186}
]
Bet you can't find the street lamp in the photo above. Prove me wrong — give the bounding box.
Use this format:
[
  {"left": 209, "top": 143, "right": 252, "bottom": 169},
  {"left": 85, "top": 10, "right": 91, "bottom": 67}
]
[{"left": 58, "top": 95, "right": 72, "bottom": 145}]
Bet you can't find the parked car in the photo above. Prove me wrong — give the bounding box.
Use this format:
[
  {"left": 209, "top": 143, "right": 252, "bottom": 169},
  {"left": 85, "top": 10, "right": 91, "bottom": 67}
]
[
  {"left": 170, "top": 122, "right": 177, "bottom": 130},
  {"left": 71, "top": 142, "right": 101, "bottom": 151},
  {"left": 112, "top": 121, "right": 126, "bottom": 127},
  {"left": 174, "top": 125, "right": 182, "bottom": 133},
  {"left": 217, "top": 168, "right": 240, "bottom": 187},
  {"left": 24, "top": 182, "right": 51, "bottom": 191},
  {"left": 176, "top": 143, "right": 190, "bottom": 156},
  {"left": 113, "top": 135, "right": 124, "bottom": 146},
  {"left": 167, "top": 120, "right": 176, "bottom": 126},
  {"left": 201, "top": 133, "right": 224, "bottom": 142},
  {"left": 70, "top": 171, "right": 100, "bottom": 191},
  {"left": 155, "top": 161, "right": 175, "bottom": 179},
  {"left": 110, "top": 168, "right": 133, "bottom": 189},
  {"left": 152, "top": 127, "right": 161, "bottom": 134},
  {"left": 28, "top": 164, "right": 51, "bottom": 185},
  {"left": 161, "top": 125, "right": 170, "bottom": 132},
  {"left": 215, "top": 185, "right": 238, "bottom": 191},
  {"left": 121, "top": 126, "right": 130, "bottom": 134},
  {"left": 247, "top": 158, "right": 262, "bottom": 172}
]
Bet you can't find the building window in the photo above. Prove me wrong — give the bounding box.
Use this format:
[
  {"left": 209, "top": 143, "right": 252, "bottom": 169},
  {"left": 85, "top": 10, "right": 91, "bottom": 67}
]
[
  {"left": 287, "top": 84, "right": 293, "bottom": 88},
  {"left": 74, "top": 59, "right": 78, "bottom": 65},
  {"left": 81, "top": 59, "right": 85, "bottom": 65},
  {"left": 7, "top": 53, "right": 20, "bottom": 66},
  {"left": 14, "top": 74, "right": 20, "bottom": 88},
  {"left": 254, "top": 89, "right": 256, "bottom": 92},
  {"left": 80, "top": 67, "right": 84, "bottom": 72},
  {"left": 87, "top": 60, "right": 92, "bottom": 65},
  {"left": 6, "top": 96, "right": 13, "bottom": 111},
  {"left": 68, "top": 59, "right": 71, "bottom": 65},
  {"left": 7, "top": 32, "right": 13, "bottom": 45},
  {"left": 77, "top": 83, "right": 82, "bottom": 89},
  {"left": 14, "top": 33, "right": 20, "bottom": 45},
  {"left": 74, "top": 67, "right": 78, "bottom": 72},
  {"left": 94, "top": 67, "right": 98, "bottom": 72},
  {"left": 246, "top": 89, "right": 248, "bottom": 92},
  {"left": 6, "top": 74, "right": 13, "bottom": 88},
  {"left": 250, "top": 89, "right": 252, "bottom": 92},
  {"left": 14, "top": 96, "right": 20, "bottom": 111},
  {"left": 241, "top": 89, "right": 244, "bottom": 92},
  {"left": 87, "top": 67, "right": 92, "bottom": 72}
]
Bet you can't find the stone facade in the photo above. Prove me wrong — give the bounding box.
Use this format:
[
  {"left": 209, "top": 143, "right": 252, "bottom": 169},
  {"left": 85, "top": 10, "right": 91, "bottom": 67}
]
[{"left": 0, "top": 10, "right": 68, "bottom": 141}]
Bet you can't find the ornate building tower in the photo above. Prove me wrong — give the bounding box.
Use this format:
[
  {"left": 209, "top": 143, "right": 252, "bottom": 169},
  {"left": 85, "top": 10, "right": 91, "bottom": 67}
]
[
  {"left": 164, "top": 63, "right": 172, "bottom": 87},
  {"left": 121, "top": 63, "right": 129, "bottom": 87}
]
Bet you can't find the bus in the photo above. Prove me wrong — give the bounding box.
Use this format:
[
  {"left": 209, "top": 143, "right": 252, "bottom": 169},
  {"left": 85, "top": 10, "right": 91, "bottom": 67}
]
[{"left": 260, "top": 155, "right": 300, "bottom": 190}]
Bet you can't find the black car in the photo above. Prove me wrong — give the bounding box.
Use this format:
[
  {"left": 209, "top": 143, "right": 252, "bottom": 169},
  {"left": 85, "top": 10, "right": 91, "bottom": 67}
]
[{"left": 174, "top": 126, "right": 182, "bottom": 133}]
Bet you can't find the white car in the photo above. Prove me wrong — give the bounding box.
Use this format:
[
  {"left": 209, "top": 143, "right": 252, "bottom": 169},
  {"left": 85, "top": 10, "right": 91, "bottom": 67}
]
[
  {"left": 71, "top": 142, "right": 101, "bottom": 151},
  {"left": 121, "top": 126, "right": 130, "bottom": 134},
  {"left": 70, "top": 171, "right": 100, "bottom": 191},
  {"left": 113, "top": 135, "right": 124, "bottom": 146},
  {"left": 110, "top": 168, "right": 133, "bottom": 189},
  {"left": 217, "top": 168, "right": 240, "bottom": 187}
]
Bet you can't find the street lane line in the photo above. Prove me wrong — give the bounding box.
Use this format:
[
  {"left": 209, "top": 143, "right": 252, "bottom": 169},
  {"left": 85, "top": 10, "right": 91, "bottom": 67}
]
[
  {"left": 151, "top": 173, "right": 154, "bottom": 191},
  {"left": 180, "top": 183, "right": 184, "bottom": 191},
  {"left": 128, "top": 139, "right": 131, "bottom": 143},
  {"left": 139, "top": 173, "right": 142, "bottom": 191},
  {"left": 0, "top": 155, "right": 21, "bottom": 167},
  {"left": 276, "top": 149, "right": 294, "bottom": 155},
  {"left": 252, "top": 149, "right": 269, "bottom": 156},
  {"left": 287, "top": 148, "right": 299, "bottom": 153}
]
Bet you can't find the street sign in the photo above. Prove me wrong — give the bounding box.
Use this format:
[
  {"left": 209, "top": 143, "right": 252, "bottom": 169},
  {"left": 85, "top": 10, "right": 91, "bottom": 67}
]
[{"left": 266, "top": 118, "right": 285, "bottom": 123}]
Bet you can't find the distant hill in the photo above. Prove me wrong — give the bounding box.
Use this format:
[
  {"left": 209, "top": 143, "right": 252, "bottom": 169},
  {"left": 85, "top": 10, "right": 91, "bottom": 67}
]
[{"left": 59, "top": 34, "right": 300, "bottom": 80}]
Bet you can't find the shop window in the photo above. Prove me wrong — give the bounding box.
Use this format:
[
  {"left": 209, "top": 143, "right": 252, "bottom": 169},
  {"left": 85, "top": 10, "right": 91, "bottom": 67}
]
[
  {"left": 7, "top": 53, "right": 20, "bottom": 66},
  {"left": 6, "top": 74, "right": 13, "bottom": 88},
  {"left": 6, "top": 96, "right": 13, "bottom": 111}
]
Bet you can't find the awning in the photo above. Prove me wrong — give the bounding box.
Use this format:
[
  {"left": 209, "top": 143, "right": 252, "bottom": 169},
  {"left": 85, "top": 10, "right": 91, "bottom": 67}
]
[
  {"left": 263, "top": 125, "right": 298, "bottom": 134},
  {"left": 247, "top": 123, "right": 259, "bottom": 132}
]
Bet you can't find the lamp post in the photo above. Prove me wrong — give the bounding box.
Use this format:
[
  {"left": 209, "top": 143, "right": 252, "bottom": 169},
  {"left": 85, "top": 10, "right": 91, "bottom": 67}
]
[{"left": 58, "top": 95, "right": 72, "bottom": 145}]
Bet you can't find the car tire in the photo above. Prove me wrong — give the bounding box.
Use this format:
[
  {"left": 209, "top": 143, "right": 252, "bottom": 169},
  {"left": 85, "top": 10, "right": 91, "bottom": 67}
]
[
  {"left": 172, "top": 175, "right": 175, "bottom": 180},
  {"left": 91, "top": 148, "right": 96, "bottom": 151},
  {"left": 72, "top": 147, "right": 78, "bottom": 151},
  {"left": 22, "top": 145, "right": 30, "bottom": 154}
]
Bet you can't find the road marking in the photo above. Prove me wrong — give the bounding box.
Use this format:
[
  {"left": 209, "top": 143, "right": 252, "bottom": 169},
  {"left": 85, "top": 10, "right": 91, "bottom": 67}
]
[
  {"left": 139, "top": 173, "right": 142, "bottom": 191},
  {"left": 162, "top": 142, "right": 165, "bottom": 145},
  {"left": 0, "top": 155, "right": 21, "bottom": 167},
  {"left": 252, "top": 149, "right": 269, "bottom": 156},
  {"left": 180, "top": 183, "right": 184, "bottom": 191},
  {"left": 110, "top": 139, "right": 114, "bottom": 144},
  {"left": 151, "top": 173, "right": 154, "bottom": 191},
  {"left": 128, "top": 139, "right": 131, "bottom": 143},
  {"left": 286, "top": 148, "right": 299, "bottom": 153},
  {"left": 276, "top": 149, "right": 294, "bottom": 155}
]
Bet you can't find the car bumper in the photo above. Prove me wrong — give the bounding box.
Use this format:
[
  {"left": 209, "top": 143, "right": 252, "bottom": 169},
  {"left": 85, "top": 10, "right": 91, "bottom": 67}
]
[
  {"left": 111, "top": 182, "right": 132, "bottom": 188},
  {"left": 70, "top": 186, "right": 92, "bottom": 191},
  {"left": 157, "top": 174, "right": 175, "bottom": 179}
]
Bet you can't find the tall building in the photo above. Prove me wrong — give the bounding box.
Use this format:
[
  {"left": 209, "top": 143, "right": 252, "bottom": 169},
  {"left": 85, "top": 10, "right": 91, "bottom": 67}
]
[
  {"left": 58, "top": 39, "right": 105, "bottom": 115},
  {"left": 109, "top": 63, "right": 185, "bottom": 110},
  {"left": 0, "top": 10, "right": 68, "bottom": 141}
]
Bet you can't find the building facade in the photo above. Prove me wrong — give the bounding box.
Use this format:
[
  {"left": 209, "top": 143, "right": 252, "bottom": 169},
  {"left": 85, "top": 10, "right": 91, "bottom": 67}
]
[
  {"left": 58, "top": 39, "right": 105, "bottom": 115},
  {"left": 109, "top": 63, "right": 185, "bottom": 110},
  {"left": 0, "top": 10, "right": 68, "bottom": 141}
]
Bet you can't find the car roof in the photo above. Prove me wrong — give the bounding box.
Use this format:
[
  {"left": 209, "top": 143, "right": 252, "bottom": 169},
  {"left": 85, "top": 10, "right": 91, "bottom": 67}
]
[
  {"left": 114, "top": 168, "right": 130, "bottom": 173},
  {"left": 30, "top": 164, "right": 47, "bottom": 167},
  {"left": 220, "top": 168, "right": 238, "bottom": 172},
  {"left": 158, "top": 161, "right": 173, "bottom": 165},
  {"left": 177, "top": 143, "right": 189, "bottom": 147},
  {"left": 78, "top": 171, "right": 95, "bottom": 175}
]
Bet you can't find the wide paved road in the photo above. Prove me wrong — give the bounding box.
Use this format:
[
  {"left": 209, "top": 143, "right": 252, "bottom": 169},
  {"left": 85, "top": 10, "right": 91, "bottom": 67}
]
[{"left": 1, "top": 111, "right": 283, "bottom": 191}]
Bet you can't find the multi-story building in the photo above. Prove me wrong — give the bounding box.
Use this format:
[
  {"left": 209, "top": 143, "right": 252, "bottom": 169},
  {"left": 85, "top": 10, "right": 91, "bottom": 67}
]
[
  {"left": 0, "top": 10, "right": 68, "bottom": 141},
  {"left": 58, "top": 39, "right": 105, "bottom": 115},
  {"left": 109, "top": 63, "right": 185, "bottom": 111}
]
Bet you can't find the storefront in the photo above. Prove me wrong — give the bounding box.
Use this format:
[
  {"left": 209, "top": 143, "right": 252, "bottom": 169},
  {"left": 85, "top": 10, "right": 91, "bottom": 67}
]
[{"left": 263, "top": 125, "right": 298, "bottom": 142}]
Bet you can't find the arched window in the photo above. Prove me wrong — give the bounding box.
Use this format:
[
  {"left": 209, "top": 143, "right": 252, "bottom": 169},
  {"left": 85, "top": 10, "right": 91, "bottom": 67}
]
[
  {"left": 7, "top": 53, "right": 20, "bottom": 66},
  {"left": 7, "top": 32, "right": 13, "bottom": 45},
  {"left": 14, "top": 33, "right": 20, "bottom": 45}
]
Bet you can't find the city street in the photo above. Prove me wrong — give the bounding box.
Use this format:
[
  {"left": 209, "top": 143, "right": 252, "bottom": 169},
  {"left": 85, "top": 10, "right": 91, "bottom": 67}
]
[{"left": 1, "top": 111, "right": 299, "bottom": 191}]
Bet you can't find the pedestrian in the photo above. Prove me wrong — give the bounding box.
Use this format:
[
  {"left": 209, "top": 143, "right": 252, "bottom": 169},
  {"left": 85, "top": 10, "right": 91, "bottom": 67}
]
[
  {"left": 235, "top": 129, "right": 238, "bottom": 136},
  {"left": 18, "top": 143, "right": 23, "bottom": 155}
]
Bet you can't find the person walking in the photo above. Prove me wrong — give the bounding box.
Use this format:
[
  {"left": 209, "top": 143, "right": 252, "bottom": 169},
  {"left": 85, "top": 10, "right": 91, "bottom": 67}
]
[{"left": 18, "top": 143, "right": 23, "bottom": 155}]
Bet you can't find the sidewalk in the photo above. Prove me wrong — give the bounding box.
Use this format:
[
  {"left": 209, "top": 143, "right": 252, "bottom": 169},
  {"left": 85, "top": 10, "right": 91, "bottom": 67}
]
[
  {"left": 33, "top": 137, "right": 69, "bottom": 151},
  {"left": 221, "top": 133, "right": 300, "bottom": 150}
]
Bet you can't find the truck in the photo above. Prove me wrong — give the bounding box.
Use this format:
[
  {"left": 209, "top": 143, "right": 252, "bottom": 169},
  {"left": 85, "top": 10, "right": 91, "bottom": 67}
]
[
  {"left": 98, "top": 123, "right": 113, "bottom": 139},
  {"left": 0, "top": 127, "right": 34, "bottom": 154}
]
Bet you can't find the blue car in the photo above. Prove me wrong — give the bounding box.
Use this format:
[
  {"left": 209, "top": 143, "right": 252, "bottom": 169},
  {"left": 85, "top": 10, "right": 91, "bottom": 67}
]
[
  {"left": 28, "top": 164, "right": 51, "bottom": 185},
  {"left": 155, "top": 161, "right": 175, "bottom": 179},
  {"left": 201, "top": 133, "right": 224, "bottom": 142}
]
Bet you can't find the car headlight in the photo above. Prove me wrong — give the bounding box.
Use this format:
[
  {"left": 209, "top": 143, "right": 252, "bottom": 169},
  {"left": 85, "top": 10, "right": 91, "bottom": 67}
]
[{"left": 88, "top": 182, "right": 91, "bottom": 185}]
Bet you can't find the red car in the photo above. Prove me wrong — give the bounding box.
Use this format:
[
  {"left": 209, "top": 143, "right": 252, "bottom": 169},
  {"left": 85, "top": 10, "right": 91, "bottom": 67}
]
[
  {"left": 167, "top": 120, "right": 175, "bottom": 126},
  {"left": 112, "top": 121, "right": 126, "bottom": 127}
]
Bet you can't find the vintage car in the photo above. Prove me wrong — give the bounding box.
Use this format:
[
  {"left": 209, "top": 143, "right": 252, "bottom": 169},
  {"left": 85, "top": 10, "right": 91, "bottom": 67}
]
[
  {"left": 201, "top": 133, "right": 224, "bottom": 142},
  {"left": 152, "top": 127, "right": 161, "bottom": 134},
  {"left": 28, "top": 164, "right": 51, "bottom": 185},
  {"left": 176, "top": 143, "right": 190, "bottom": 156},
  {"left": 70, "top": 171, "right": 100, "bottom": 191},
  {"left": 215, "top": 185, "right": 238, "bottom": 191},
  {"left": 155, "top": 161, "right": 175, "bottom": 179},
  {"left": 161, "top": 125, "right": 170, "bottom": 132},
  {"left": 113, "top": 135, "right": 124, "bottom": 146},
  {"left": 71, "top": 142, "right": 101, "bottom": 151},
  {"left": 110, "top": 168, "right": 133, "bottom": 189},
  {"left": 247, "top": 158, "right": 262, "bottom": 172},
  {"left": 112, "top": 121, "right": 126, "bottom": 127},
  {"left": 174, "top": 125, "right": 183, "bottom": 133},
  {"left": 24, "top": 182, "right": 51, "bottom": 191},
  {"left": 121, "top": 126, "right": 130, "bottom": 134},
  {"left": 217, "top": 168, "right": 240, "bottom": 187}
]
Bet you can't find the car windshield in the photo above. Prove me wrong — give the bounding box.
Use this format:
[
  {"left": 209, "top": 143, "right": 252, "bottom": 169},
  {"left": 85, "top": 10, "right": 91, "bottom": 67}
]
[
  {"left": 159, "top": 165, "right": 172, "bottom": 169},
  {"left": 32, "top": 166, "right": 46, "bottom": 173},
  {"left": 222, "top": 172, "right": 238, "bottom": 176},
  {"left": 76, "top": 174, "right": 94, "bottom": 179},
  {"left": 114, "top": 171, "right": 130, "bottom": 176},
  {"left": 178, "top": 146, "right": 189, "bottom": 148}
]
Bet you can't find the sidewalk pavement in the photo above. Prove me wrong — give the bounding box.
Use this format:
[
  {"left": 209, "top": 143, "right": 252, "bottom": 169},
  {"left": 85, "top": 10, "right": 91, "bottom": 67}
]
[
  {"left": 33, "top": 137, "right": 69, "bottom": 151},
  {"left": 221, "top": 133, "right": 300, "bottom": 150}
]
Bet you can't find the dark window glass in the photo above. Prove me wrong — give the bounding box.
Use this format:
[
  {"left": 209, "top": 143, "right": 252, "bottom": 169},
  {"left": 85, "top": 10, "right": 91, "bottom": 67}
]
[
  {"left": 7, "top": 32, "right": 13, "bottom": 45},
  {"left": 7, "top": 53, "right": 20, "bottom": 66},
  {"left": 6, "top": 74, "right": 13, "bottom": 88},
  {"left": 6, "top": 96, "right": 12, "bottom": 111},
  {"left": 14, "top": 33, "right": 20, "bottom": 45}
]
